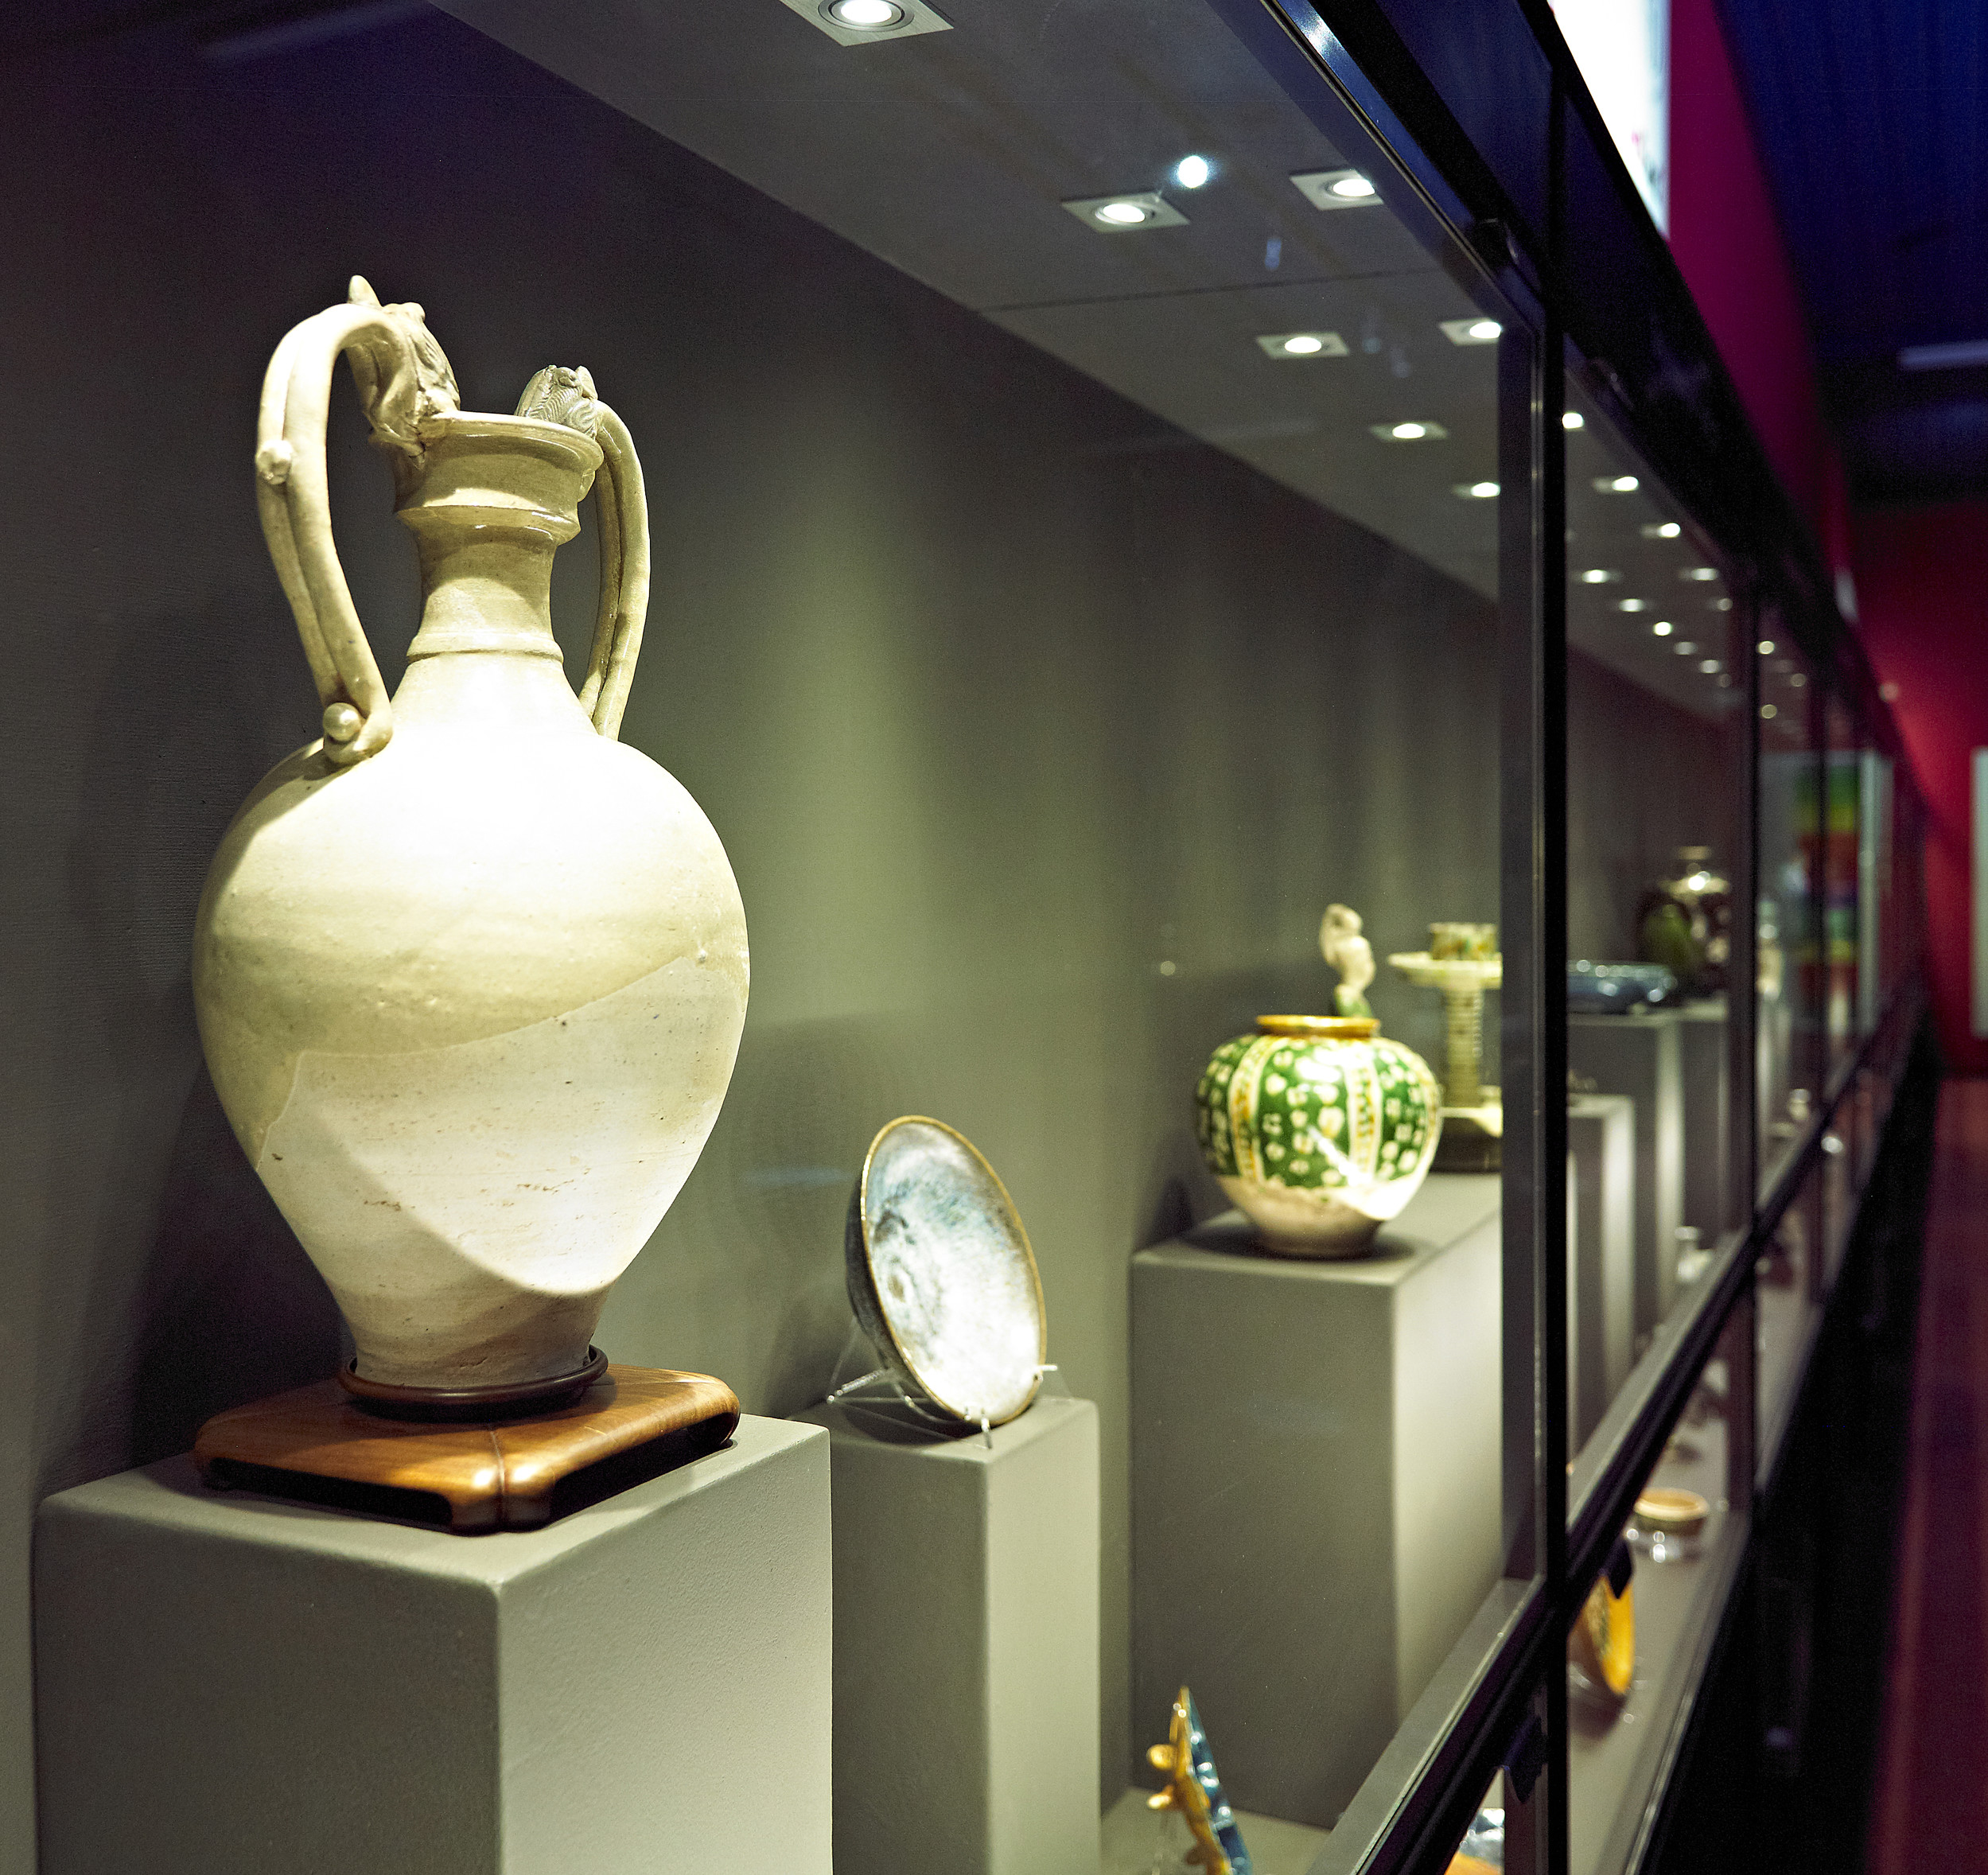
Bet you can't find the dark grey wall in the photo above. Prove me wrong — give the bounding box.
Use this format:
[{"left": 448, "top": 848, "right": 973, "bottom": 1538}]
[{"left": 0, "top": 13, "right": 1524, "bottom": 1861}]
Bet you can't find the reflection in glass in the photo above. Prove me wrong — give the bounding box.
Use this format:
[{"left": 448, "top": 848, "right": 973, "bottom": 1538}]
[{"left": 1758, "top": 636, "right": 1820, "bottom": 1192}]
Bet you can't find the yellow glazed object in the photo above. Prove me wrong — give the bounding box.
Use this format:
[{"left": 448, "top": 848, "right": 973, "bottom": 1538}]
[
  {"left": 1569, "top": 1572, "right": 1636, "bottom": 1698},
  {"left": 193, "top": 280, "right": 749, "bottom": 1397},
  {"left": 1146, "top": 1686, "right": 1253, "bottom": 1874}
]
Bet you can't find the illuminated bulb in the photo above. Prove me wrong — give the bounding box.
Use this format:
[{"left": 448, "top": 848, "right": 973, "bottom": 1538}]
[
  {"left": 1175, "top": 154, "right": 1212, "bottom": 189},
  {"left": 1563, "top": 411, "right": 1585, "bottom": 430},
  {"left": 1675, "top": 640, "right": 1697, "bottom": 655},
  {"left": 1789, "top": 672, "right": 1807, "bottom": 687},
  {"left": 1468, "top": 319, "right": 1501, "bottom": 340},
  {"left": 1699, "top": 659, "right": 1721, "bottom": 674},
  {"left": 1681, "top": 566, "right": 1718, "bottom": 582},
  {"left": 1465, "top": 480, "right": 1500, "bottom": 499},
  {"left": 827, "top": 0, "right": 905, "bottom": 22},
  {"left": 1391, "top": 422, "right": 1428, "bottom": 440},
  {"left": 1760, "top": 703, "right": 1779, "bottom": 720},
  {"left": 1578, "top": 568, "right": 1617, "bottom": 584},
  {"left": 1095, "top": 200, "right": 1150, "bottom": 225},
  {"left": 1652, "top": 620, "right": 1674, "bottom": 636},
  {"left": 1644, "top": 521, "right": 1682, "bottom": 539},
  {"left": 1609, "top": 475, "right": 1638, "bottom": 492},
  {"left": 1757, "top": 640, "right": 1776, "bottom": 655},
  {"left": 1616, "top": 597, "right": 1648, "bottom": 612},
  {"left": 1330, "top": 173, "right": 1376, "bottom": 199},
  {"left": 1282, "top": 334, "right": 1324, "bottom": 355}
]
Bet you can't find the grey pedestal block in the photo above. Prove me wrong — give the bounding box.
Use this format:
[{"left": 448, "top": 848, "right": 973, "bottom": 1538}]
[
  {"left": 35, "top": 1416, "right": 832, "bottom": 1875},
  {"left": 1570, "top": 1011, "right": 1683, "bottom": 1339},
  {"left": 1131, "top": 1176, "right": 1501, "bottom": 1828},
  {"left": 1567, "top": 1094, "right": 1635, "bottom": 1445},
  {"left": 795, "top": 1395, "right": 1100, "bottom": 1875}
]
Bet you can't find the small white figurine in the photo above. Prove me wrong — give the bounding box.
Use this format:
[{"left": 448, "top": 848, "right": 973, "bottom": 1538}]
[{"left": 1319, "top": 904, "right": 1375, "bottom": 1018}]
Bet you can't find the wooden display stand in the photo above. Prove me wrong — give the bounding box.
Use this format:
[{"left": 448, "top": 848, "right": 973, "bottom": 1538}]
[{"left": 194, "top": 1364, "right": 739, "bottom": 1532}]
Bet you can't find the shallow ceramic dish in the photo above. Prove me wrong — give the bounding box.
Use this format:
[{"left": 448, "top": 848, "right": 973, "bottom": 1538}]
[
  {"left": 1633, "top": 1485, "right": 1710, "bottom": 1537},
  {"left": 846, "top": 1117, "right": 1047, "bottom": 1427}
]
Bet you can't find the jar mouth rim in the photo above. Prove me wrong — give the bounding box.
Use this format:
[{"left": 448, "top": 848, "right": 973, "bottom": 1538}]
[{"left": 1255, "top": 1013, "right": 1380, "bottom": 1039}]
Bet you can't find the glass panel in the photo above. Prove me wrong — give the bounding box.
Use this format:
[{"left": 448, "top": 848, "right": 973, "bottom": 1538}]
[
  {"left": 1757, "top": 632, "right": 1821, "bottom": 1192},
  {"left": 1757, "top": 1161, "right": 1823, "bottom": 1479},
  {"left": 1568, "top": 1301, "right": 1753, "bottom": 1875},
  {"left": 1859, "top": 742, "right": 1894, "bottom": 1040},
  {"left": 1822, "top": 1114, "right": 1856, "bottom": 1284},
  {"left": 1564, "top": 382, "right": 1743, "bottom": 1449},
  {"left": 1826, "top": 694, "right": 1861, "bottom": 1082},
  {"left": 434, "top": 4, "right": 1533, "bottom": 1854}
]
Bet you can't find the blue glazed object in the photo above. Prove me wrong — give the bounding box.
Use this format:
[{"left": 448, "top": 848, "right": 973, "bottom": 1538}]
[{"left": 1566, "top": 960, "right": 1679, "bottom": 1013}]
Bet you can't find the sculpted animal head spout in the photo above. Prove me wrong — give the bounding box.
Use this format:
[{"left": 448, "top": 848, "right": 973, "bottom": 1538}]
[{"left": 1320, "top": 903, "right": 1375, "bottom": 1018}]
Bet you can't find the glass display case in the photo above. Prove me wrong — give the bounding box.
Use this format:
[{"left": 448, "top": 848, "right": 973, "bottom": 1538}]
[{"left": 12, "top": 5, "right": 1929, "bottom": 1875}]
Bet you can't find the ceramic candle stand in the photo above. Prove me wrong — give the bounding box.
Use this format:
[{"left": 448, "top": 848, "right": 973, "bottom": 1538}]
[{"left": 1389, "top": 924, "right": 1502, "bottom": 1173}]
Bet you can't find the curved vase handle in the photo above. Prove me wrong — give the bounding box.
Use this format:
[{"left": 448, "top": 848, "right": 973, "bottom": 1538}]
[
  {"left": 255, "top": 276, "right": 460, "bottom": 767},
  {"left": 575, "top": 401, "right": 650, "bottom": 742}
]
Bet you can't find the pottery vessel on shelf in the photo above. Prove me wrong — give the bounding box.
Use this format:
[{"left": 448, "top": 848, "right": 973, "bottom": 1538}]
[
  {"left": 1195, "top": 1014, "right": 1441, "bottom": 1256},
  {"left": 192, "top": 279, "right": 749, "bottom": 1405}
]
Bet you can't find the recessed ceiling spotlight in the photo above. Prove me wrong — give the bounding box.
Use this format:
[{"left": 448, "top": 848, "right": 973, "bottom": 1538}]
[
  {"left": 781, "top": 0, "right": 951, "bottom": 41},
  {"left": 1652, "top": 620, "right": 1674, "bottom": 636},
  {"left": 1174, "top": 154, "right": 1213, "bottom": 189},
  {"left": 1788, "top": 671, "right": 1807, "bottom": 687},
  {"left": 1578, "top": 568, "right": 1621, "bottom": 584},
  {"left": 1290, "top": 168, "right": 1382, "bottom": 210},
  {"left": 1370, "top": 420, "right": 1449, "bottom": 441},
  {"left": 1562, "top": 411, "right": 1585, "bottom": 430},
  {"left": 1760, "top": 703, "right": 1779, "bottom": 719},
  {"left": 1680, "top": 566, "right": 1719, "bottom": 582},
  {"left": 1641, "top": 521, "right": 1682, "bottom": 539},
  {"left": 1699, "top": 659, "right": 1722, "bottom": 674},
  {"left": 1255, "top": 329, "right": 1348, "bottom": 359},
  {"left": 1615, "top": 598, "right": 1648, "bottom": 613},
  {"left": 1453, "top": 480, "right": 1501, "bottom": 499},
  {"left": 1757, "top": 640, "right": 1776, "bottom": 655},
  {"left": 1710, "top": 597, "right": 1733, "bottom": 611},
  {"left": 1062, "top": 191, "right": 1188, "bottom": 231},
  {"left": 1593, "top": 474, "right": 1640, "bottom": 493},
  {"left": 1675, "top": 640, "right": 1698, "bottom": 655},
  {"left": 1440, "top": 317, "right": 1503, "bottom": 346}
]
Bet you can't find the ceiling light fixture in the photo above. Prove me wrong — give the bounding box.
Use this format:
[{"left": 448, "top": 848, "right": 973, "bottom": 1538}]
[
  {"left": 1760, "top": 703, "right": 1779, "bottom": 720},
  {"left": 1578, "top": 568, "right": 1621, "bottom": 584},
  {"left": 1642, "top": 521, "right": 1682, "bottom": 539},
  {"left": 1453, "top": 480, "right": 1501, "bottom": 500},
  {"left": 1290, "top": 168, "right": 1382, "bottom": 210},
  {"left": 1593, "top": 474, "right": 1639, "bottom": 492},
  {"left": 1562, "top": 411, "right": 1585, "bottom": 430},
  {"left": 1675, "top": 640, "right": 1697, "bottom": 655},
  {"left": 1370, "top": 420, "right": 1449, "bottom": 442},
  {"left": 1710, "top": 597, "right": 1733, "bottom": 611},
  {"left": 1255, "top": 329, "right": 1348, "bottom": 359},
  {"left": 1652, "top": 620, "right": 1674, "bottom": 636},
  {"left": 1063, "top": 191, "right": 1187, "bottom": 231},
  {"left": 1757, "top": 640, "right": 1776, "bottom": 655},
  {"left": 1680, "top": 566, "right": 1719, "bottom": 582},
  {"left": 1174, "top": 154, "right": 1212, "bottom": 189},
  {"left": 784, "top": 0, "right": 951, "bottom": 41},
  {"left": 1699, "top": 659, "right": 1721, "bottom": 674},
  {"left": 1439, "top": 317, "right": 1503, "bottom": 346},
  {"left": 1615, "top": 598, "right": 1648, "bottom": 613},
  {"left": 1788, "top": 672, "right": 1807, "bottom": 687}
]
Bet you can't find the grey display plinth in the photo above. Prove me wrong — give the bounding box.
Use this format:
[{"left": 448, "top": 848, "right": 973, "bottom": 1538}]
[
  {"left": 1567, "top": 1094, "right": 1635, "bottom": 1445},
  {"left": 1570, "top": 1010, "right": 1683, "bottom": 1340},
  {"left": 1131, "top": 1176, "right": 1501, "bottom": 1828},
  {"left": 35, "top": 1416, "right": 831, "bottom": 1875},
  {"left": 794, "top": 1394, "right": 1100, "bottom": 1875},
  {"left": 1677, "top": 999, "right": 1730, "bottom": 1236}
]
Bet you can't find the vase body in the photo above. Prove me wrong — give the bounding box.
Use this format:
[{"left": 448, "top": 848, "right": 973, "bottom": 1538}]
[
  {"left": 1194, "top": 1016, "right": 1441, "bottom": 1257},
  {"left": 194, "top": 407, "right": 748, "bottom": 1391}
]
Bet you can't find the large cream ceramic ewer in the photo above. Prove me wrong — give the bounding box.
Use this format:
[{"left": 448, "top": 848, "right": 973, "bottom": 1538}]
[{"left": 193, "top": 278, "right": 749, "bottom": 1410}]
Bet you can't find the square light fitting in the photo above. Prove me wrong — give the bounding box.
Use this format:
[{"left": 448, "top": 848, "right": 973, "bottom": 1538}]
[
  {"left": 1291, "top": 168, "right": 1382, "bottom": 210},
  {"left": 776, "top": 0, "right": 951, "bottom": 45},
  {"left": 1368, "top": 420, "right": 1448, "bottom": 442},
  {"left": 1062, "top": 191, "right": 1188, "bottom": 232},
  {"left": 1440, "top": 317, "right": 1504, "bottom": 346},
  {"left": 1255, "top": 330, "right": 1348, "bottom": 360}
]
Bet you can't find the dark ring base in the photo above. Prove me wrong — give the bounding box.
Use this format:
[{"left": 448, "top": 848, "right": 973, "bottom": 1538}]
[{"left": 339, "top": 1347, "right": 610, "bottom": 1422}]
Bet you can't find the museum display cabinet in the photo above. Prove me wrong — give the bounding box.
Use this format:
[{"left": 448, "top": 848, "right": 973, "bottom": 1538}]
[{"left": 18, "top": 3, "right": 1927, "bottom": 1875}]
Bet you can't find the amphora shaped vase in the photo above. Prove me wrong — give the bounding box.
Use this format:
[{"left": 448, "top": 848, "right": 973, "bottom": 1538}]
[{"left": 193, "top": 279, "right": 749, "bottom": 1406}]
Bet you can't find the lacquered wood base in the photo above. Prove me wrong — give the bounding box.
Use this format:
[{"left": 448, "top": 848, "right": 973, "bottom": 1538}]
[{"left": 194, "top": 1365, "right": 741, "bottom": 1533}]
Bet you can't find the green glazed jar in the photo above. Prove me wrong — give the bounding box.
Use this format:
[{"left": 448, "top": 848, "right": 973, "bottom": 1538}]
[{"left": 1195, "top": 1015, "right": 1442, "bottom": 1256}]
